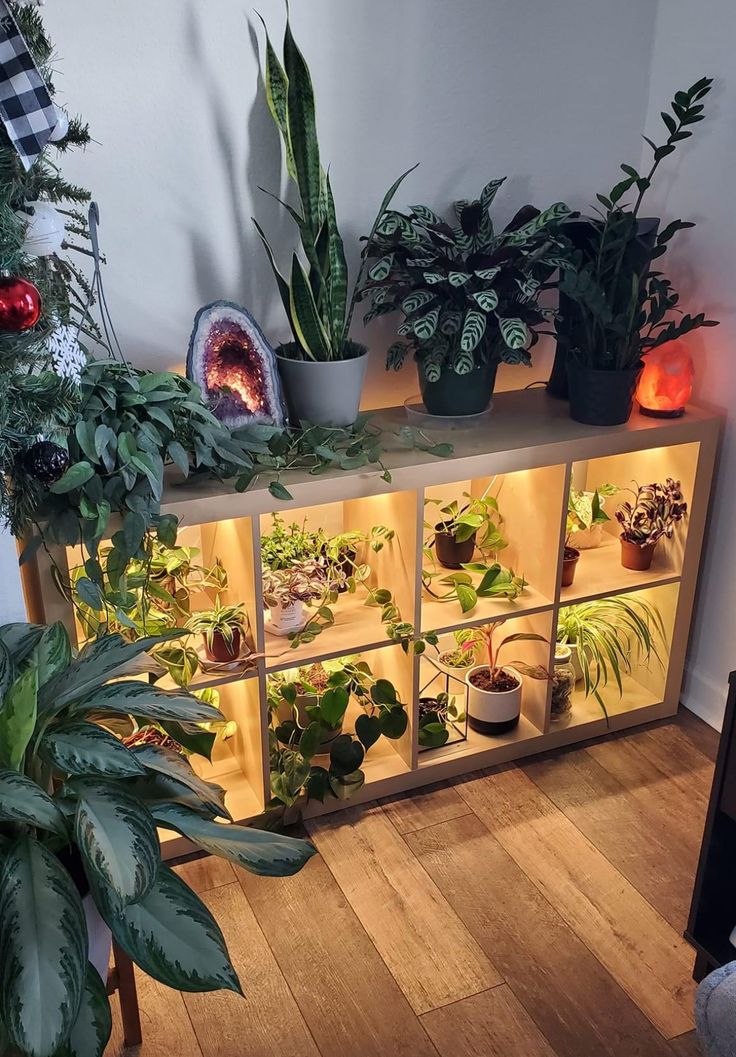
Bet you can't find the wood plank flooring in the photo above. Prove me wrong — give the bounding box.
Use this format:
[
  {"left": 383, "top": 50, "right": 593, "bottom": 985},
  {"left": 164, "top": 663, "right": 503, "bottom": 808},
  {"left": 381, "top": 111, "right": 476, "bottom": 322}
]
[{"left": 106, "top": 709, "right": 718, "bottom": 1057}]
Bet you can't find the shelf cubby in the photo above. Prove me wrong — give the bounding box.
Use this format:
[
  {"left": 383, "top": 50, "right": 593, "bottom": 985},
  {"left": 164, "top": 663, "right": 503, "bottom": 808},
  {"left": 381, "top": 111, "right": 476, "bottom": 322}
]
[{"left": 26, "top": 389, "right": 719, "bottom": 850}]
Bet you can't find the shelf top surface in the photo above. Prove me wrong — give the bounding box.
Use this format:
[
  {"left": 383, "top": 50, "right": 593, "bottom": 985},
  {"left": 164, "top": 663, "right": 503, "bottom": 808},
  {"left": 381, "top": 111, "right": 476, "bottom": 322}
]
[{"left": 160, "top": 389, "right": 720, "bottom": 520}]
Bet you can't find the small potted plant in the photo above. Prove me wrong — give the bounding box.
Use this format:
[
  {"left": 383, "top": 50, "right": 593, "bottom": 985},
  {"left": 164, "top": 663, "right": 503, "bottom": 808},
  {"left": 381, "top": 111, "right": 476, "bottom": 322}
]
[
  {"left": 418, "top": 692, "right": 465, "bottom": 749},
  {"left": 561, "top": 542, "right": 581, "bottom": 588},
  {"left": 255, "top": 13, "right": 414, "bottom": 426},
  {"left": 269, "top": 662, "right": 349, "bottom": 752},
  {"left": 615, "top": 478, "right": 687, "bottom": 571},
  {"left": 425, "top": 491, "right": 506, "bottom": 569},
  {"left": 186, "top": 598, "right": 250, "bottom": 662},
  {"left": 262, "top": 559, "right": 326, "bottom": 636},
  {"left": 360, "top": 179, "right": 573, "bottom": 417},
  {"left": 551, "top": 643, "right": 576, "bottom": 723},
  {"left": 462, "top": 621, "right": 550, "bottom": 734},
  {"left": 567, "top": 484, "right": 618, "bottom": 550},
  {"left": 436, "top": 629, "right": 479, "bottom": 673}
]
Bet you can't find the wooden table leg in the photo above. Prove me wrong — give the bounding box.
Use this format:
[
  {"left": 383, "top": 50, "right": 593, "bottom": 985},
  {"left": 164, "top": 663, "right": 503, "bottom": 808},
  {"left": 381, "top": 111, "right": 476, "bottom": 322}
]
[{"left": 112, "top": 941, "right": 142, "bottom": 1047}]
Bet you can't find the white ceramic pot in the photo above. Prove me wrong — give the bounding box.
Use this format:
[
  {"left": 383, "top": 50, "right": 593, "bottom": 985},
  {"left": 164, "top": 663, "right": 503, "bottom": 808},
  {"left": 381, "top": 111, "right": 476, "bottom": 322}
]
[
  {"left": 276, "top": 347, "right": 368, "bottom": 427},
  {"left": 267, "top": 598, "right": 309, "bottom": 637},
  {"left": 573, "top": 522, "right": 605, "bottom": 550},
  {"left": 465, "top": 665, "right": 522, "bottom": 735},
  {"left": 566, "top": 642, "right": 584, "bottom": 682}
]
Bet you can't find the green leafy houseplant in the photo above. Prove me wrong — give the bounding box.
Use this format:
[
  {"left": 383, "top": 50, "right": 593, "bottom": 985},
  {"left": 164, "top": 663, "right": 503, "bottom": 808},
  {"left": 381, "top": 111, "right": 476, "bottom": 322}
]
[
  {"left": 418, "top": 692, "right": 465, "bottom": 749},
  {"left": 425, "top": 489, "right": 507, "bottom": 570},
  {"left": 186, "top": 599, "right": 250, "bottom": 663},
  {"left": 0, "top": 621, "right": 314, "bottom": 1057},
  {"left": 422, "top": 559, "right": 526, "bottom": 616},
  {"left": 556, "top": 77, "right": 718, "bottom": 425},
  {"left": 267, "top": 658, "right": 407, "bottom": 808},
  {"left": 615, "top": 478, "right": 687, "bottom": 571},
  {"left": 359, "top": 178, "right": 573, "bottom": 415},
  {"left": 254, "top": 12, "right": 415, "bottom": 423},
  {"left": 557, "top": 595, "right": 666, "bottom": 714},
  {"left": 566, "top": 484, "right": 618, "bottom": 543}
]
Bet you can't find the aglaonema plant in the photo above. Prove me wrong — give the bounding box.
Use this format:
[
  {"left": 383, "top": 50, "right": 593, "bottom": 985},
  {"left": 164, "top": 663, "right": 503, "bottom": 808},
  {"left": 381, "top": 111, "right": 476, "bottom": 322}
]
[{"left": 0, "top": 621, "right": 314, "bottom": 1057}]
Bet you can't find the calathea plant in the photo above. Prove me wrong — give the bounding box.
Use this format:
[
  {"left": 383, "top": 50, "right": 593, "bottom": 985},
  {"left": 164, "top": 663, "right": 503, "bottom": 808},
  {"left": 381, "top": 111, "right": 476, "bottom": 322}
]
[
  {"left": 254, "top": 12, "right": 415, "bottom": 424},
  {"left": 359, "top": 179, "right": 573, "bottom": 415},
  {"left": 0, "top": 621, "right": 314, "bottom": 1057},
  {"left": 556, "top": 77, "right": 718, "bottom": 425}
]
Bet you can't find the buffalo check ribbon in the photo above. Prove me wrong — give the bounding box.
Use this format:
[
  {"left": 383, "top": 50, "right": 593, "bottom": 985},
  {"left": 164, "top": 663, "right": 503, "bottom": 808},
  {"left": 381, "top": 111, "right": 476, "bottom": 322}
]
[{"left": 0, "top": 0, "right": 56, "bottom": 170}]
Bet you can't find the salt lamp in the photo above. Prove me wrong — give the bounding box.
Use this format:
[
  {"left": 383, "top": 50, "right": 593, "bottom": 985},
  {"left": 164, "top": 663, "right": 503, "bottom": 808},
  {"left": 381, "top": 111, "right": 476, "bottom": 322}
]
[
  {"left": 187, "top": 301, "right": 286, "bottom": 428},
  {"left": 636, "top": 343, "right": 694, "bottom": 418}
]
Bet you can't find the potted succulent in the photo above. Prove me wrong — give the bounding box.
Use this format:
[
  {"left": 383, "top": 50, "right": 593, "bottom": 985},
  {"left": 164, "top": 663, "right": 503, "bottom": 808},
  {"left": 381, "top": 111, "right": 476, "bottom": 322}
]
[
  {"left": 461, "top": 621, "right": 550, "bottom": 734},
  {"left": 254, "top": 13, "right": 415, "bottom": 426},
  {"left": 186, "top": 598, "right": 250, "bottom": 663},
  {"left": 615, "top": 478, "right": 687, "bottom": 571},
  {"left": 359, "top": 178, "right": 573, "bottom": 416},
  {"left": 425, "top": 490, "right": 506, "bottom": 569},
  {"left": 418, "top": 692, "right": 465, "bottom": 749},
  {"left": 557, "top": 77, "right": 718, "bottom": 425},
  {"left": 557, "top": 595, "right": 666, "bottom": 715},
  {"left": 0, "top": 621, "right": 313, "bottom": 1057}
]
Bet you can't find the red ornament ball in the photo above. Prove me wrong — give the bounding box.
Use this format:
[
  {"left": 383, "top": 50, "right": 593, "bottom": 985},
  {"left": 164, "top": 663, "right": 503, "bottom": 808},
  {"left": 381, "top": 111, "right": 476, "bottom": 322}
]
[{"left": 0, "top": 276, "right": 41, "bottom": 331}]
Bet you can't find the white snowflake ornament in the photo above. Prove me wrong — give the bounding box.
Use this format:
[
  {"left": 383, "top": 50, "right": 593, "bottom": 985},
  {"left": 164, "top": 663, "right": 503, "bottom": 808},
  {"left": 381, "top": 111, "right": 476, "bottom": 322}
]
[{"left": 48, "top": 323, "right": 86, "bottom": 384}]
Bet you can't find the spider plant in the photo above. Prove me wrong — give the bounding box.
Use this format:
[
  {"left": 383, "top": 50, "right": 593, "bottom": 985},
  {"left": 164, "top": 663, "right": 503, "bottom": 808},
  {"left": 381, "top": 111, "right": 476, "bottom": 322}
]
[{"left": 557, "top": 595, "right": 666, "bottom": 716}]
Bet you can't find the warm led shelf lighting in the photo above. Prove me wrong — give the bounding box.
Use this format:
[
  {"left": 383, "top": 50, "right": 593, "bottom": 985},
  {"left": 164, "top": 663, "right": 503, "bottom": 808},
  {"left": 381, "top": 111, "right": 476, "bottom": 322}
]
[{"left": 636, "top": 342, "right": 694, "bottom": 418}]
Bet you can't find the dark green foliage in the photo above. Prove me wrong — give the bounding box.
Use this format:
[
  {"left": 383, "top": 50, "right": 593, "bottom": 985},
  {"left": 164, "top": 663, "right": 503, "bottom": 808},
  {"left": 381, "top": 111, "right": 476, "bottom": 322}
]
[
  {"left": 560, "top": 77, "right": 718, "bottom": 371},
  {"left": 0, "top": 4, "right": 95, "bottom": 530},
  {"left": 359, "top": 180, "right": 574, "bottom": 379}
]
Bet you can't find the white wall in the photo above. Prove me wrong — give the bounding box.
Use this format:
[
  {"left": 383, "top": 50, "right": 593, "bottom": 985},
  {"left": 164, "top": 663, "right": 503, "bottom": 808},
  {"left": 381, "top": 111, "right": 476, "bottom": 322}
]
[{"left": 642, "top": 0, "right": 736, "bottom": 729}]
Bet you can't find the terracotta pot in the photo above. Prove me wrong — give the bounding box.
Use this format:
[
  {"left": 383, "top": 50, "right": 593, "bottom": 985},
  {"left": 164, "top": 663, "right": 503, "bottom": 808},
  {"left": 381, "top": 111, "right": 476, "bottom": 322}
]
[
  {"left": 434, "top": 523, "right": 476, "bottom": 569},
  {"left": 620, "top": 538, "right": 656, "bottom": 571},
  {"left": 561, "top": 546, "right": 580, "bottom": 587},
  {"left": 465, "top": 665, "right": 521, "bottom": 735},
  {"left": 205, "top": 627, "right": 241, "bottom": 662}
]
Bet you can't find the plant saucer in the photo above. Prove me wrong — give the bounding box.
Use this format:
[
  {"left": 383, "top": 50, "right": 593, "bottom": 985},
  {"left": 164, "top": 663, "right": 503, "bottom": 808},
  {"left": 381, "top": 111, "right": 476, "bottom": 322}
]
[{"left": 196, "top": 642, "right": 255, "bottom": 673}]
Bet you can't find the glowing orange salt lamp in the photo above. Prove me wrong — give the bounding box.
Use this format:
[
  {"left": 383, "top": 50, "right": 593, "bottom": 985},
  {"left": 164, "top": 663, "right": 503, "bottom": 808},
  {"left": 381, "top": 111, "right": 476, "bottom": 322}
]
[{"left": 636, "top": 343, "right": 694, "bottom": 418}]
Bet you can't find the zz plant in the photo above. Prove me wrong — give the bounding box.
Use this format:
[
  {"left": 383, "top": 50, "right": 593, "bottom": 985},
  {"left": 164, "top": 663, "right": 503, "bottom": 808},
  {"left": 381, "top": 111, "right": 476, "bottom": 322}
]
[
  {"left": 360, "top": 178, "right": 573, "bottom": 402},
  {"left": 0, "top": 621, "right": 314, "bottom": 1057}
]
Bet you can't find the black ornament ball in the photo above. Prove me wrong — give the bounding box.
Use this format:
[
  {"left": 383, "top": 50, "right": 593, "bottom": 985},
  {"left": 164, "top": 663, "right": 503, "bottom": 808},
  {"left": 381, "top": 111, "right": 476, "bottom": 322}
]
[{"left": 23, "top": 440, "right": 69, "bottom": 484}]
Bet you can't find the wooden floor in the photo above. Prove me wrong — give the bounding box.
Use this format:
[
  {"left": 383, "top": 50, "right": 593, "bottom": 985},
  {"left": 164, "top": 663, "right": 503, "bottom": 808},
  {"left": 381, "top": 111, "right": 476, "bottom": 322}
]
[{"left": 108, "top": 708, "right": 718, "bottom": 1057}]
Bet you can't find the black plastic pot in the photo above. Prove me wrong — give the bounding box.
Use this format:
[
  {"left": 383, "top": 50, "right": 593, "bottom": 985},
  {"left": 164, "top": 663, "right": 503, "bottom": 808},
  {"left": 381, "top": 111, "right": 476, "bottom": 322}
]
[
  {"left": 567, "top": 362, "right": 643, "bottom": 426},
  {"left": 549, "top": 217, "right": 659, "bottom": 399},
  {"left": 418, "top": 360, "right": 498, "bottom": 417},
  {"left": 434, "top": 522, "right": 476, "bottom": 569}
]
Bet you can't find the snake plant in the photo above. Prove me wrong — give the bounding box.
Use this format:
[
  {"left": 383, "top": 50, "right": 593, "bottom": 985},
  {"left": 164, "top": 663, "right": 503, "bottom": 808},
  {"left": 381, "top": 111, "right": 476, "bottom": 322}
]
[
  {"left": 0, "top": 622, "right": 314, "bottom": 1057},
  {"left": 254, "top": 12, "right": 416, "bottom": 362}
]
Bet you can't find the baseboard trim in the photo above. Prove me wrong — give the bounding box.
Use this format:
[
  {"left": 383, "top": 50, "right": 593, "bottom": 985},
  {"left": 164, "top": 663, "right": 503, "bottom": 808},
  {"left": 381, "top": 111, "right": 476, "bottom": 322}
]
[{"left": 682, "top": 664, "right": 727, "bottom": 732}]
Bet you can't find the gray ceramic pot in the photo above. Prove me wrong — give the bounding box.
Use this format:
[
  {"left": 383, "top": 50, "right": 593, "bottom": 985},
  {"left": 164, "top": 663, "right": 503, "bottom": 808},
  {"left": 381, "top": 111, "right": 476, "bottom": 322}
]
[
  {"left": 696, "top": 960, "right": 736, "bottom": 1056},
  {"left": 276, "top": 343, "right": 368, "bottom": 427}
]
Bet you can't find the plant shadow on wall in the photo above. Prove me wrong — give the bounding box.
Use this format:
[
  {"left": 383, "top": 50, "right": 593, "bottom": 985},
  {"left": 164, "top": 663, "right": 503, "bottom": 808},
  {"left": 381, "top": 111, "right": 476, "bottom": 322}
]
[{"left": 0, "top": 621, "right": 314, "bottom": 1057}]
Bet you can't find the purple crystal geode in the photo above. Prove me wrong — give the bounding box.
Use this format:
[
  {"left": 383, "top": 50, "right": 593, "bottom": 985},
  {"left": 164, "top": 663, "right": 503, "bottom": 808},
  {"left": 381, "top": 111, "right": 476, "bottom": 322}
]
[{"left": 186, "top": 300, "right": 286, "bottom": 428}]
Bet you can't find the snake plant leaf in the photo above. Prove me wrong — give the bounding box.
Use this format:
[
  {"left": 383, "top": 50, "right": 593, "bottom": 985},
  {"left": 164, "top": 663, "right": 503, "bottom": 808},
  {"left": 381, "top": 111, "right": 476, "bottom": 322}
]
[
  {"left": 0, "top": 836, "right": 87, "bottom": 1057},
  {"left": 289, "top": 253, "right": 331, "bottom": 360},
  {"left": 0, "top": 770, "right": 68, "bottom": 835},
  {"left": 283, "top": 17, "right": 322, "bottom": 236},
  {"left": 71, "top": 679, "right": 224, "bottom": 724},
  {"left": 152, "top": 804, "right": 316, "bottom": 877},
  {"left": 325, "top": 172, "right": 348, "bottom": 347},
  {"left": 31, "top": 621, "right": 72, "bottom": 684},
  {"left": 460, "top": 308, "right": 487, "bottom": 353},
  {"left": 0, "top": 622, "right": 44, "bottom": 665},
  {"left": 506, "top": 201, "right": 572, "bottom": 243},
  {"left": 255, "top": 12, "right": 296, "bottom": 181},
  {"left": 74, "top": 782, "right": 160, "bottom": 906},
  {"left": 0, "top": 667, "right": 37, "bottom": 770},
  {"left": 39, "top": 631, "right": 183, "bottom": 712},
  {"left": 413, "top": 306, "right": 440, "bottom": 341},
  {"left": 472, "top": 289, "right": 499, "bottom": 312},
  {"left": 130, "top": 744, "right": 232, "bottom": 820},
  {"left": 499, "top": 316, "right": 531, "bottom": 350},
  {"left": 40, "top": 722, "right": 146, "bottom": 779},
  {"left": 252, "top": 217, "right": 295, "bottom": 332},
  {"left": 63, "top": 964, "right": 112, "bottom": 1057},
  {"left": 105, "top": 863, "right": 241, "bottom": 994}
]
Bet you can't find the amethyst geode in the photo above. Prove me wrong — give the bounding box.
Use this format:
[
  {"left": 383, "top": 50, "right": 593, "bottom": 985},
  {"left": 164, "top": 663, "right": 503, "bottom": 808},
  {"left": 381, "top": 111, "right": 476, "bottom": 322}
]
[{"left": 186, "top": 301, "right": 286, "bottom": 428}]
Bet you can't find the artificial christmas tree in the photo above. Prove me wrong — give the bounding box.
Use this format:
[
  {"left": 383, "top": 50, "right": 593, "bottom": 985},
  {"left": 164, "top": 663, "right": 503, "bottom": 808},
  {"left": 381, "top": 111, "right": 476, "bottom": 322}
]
[{"left": 0, "top": 2, "right": 95, "bottom": 535}]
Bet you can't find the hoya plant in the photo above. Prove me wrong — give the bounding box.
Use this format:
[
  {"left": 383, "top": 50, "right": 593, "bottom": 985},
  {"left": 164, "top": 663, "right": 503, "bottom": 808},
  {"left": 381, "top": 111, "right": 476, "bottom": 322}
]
[
  {"left": 0, "top": 621, "right": 314, "bottom": 1057},
  {"left": 359, "top": 179, "right": 573, "bottom": 384}
]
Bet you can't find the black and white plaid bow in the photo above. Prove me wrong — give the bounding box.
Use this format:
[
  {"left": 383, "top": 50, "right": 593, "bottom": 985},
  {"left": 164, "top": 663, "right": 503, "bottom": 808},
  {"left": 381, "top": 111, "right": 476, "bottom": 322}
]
[{"left": 0, "top": 0, "right": 55, "bottom": 170}]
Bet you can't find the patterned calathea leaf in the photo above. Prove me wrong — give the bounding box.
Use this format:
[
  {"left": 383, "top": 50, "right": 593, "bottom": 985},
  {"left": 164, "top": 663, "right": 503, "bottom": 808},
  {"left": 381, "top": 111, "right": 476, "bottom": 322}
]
[
  {"left": 413, "top": 306, "right": 441, "bottom": 342},
  {"left": 31, "top": 622, "right": 72, "bottom": 684},
  {"left": 401, "top": 290, "right": 435, "bottom": 315},
  {"left": 368, "top": 254, "right": 394, "bottom": 282},
  {"left": 105, "top": 864, "right": 241, "bottom": 994},
  {"left": 0, "top": 666, "right": 37, "bottom": 770},
  {"left": 0, "top": 770, "right": 67, "bottom": 836},
  {"left": 499, "top": 316, "right": 531, "bottom": 350},
  {"left": 73, "top": 781, "right": 160, "bottom": 906},
  {"left": 40, "top": 721, "right": 146, "bottom": 779},
  {"left": 452, "top": 347, "right": 476, "bottom": 376},
  {"left": 129, "top": 744, "right": 231, "bottom": 819},
  {"left": 152, "top": 804, "right": 316, "bottom": 876},
  {"left": 0, "top": 837, "right": 87, "bottom": 1057},
  {"left": 70, "top": 679, "right": 224, "bottom": 725},
  {"left": 461, "top": 309, "right": 488, "bottom": 353},
  {"left": 63, "top": 964, "right": 112, "bottom": 1057},
  {"left": 0, "top": 622, "right": 45, "bottom": 665},
  {"left": 472, "top": 290, "right": 499, "bottom": 312},
  {"left": 448, "top": 271, "right": 471, "bottom": 287}
]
